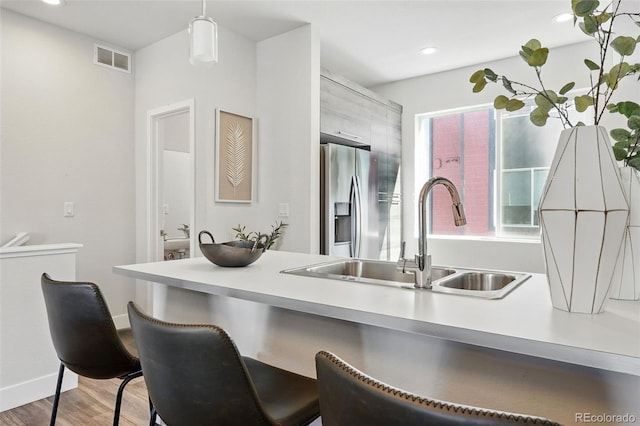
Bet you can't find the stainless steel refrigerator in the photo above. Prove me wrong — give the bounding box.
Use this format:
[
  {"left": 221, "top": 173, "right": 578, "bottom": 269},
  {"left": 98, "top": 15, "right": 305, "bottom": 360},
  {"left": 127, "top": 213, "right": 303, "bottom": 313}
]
[{"left": 320, "top": 142, "right": 381, "bottom": 259}]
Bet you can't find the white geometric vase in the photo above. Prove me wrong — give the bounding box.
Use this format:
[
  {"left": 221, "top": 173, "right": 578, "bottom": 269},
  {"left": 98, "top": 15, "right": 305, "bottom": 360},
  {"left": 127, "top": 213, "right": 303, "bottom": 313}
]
[
  {"left": 610, "top": 167, "right": 640, "bottom": 300},
  {"left": 538, "top": 126, "right": 629, "bottom": 314}
]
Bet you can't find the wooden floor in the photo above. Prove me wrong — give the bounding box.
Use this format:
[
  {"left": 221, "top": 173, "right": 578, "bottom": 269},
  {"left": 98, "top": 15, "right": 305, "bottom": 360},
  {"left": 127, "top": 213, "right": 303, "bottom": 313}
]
[{"left": 0, "top": 330, "right": 152, "bottom": 426}]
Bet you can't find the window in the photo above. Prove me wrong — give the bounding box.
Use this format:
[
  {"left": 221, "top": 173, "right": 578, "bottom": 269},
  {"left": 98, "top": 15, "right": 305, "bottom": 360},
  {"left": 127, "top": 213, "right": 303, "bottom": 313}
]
[
  {"left": 499, "top": 110, "right": 560, "bottom": 236},
  {"left": 416, "top": 98, "right": 589, "bottom": 239}
]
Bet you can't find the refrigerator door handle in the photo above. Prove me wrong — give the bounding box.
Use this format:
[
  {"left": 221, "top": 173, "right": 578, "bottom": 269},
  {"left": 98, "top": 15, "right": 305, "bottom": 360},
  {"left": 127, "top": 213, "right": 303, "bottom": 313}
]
[{"left": 350, "top": 175, "right": 362, "bottom": 258}]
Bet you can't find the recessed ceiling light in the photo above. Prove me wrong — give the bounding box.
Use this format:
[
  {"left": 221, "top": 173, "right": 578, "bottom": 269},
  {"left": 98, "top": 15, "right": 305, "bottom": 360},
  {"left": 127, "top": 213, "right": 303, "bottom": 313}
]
[
  {"left": 42, "top": 0, "right": 65, "bottom": 5},
  {"left": 553, "top": 13, "right": 573, "bottom": 23},
  {"left": 419, "top": 47, "right": 438, "bottom": 55}
]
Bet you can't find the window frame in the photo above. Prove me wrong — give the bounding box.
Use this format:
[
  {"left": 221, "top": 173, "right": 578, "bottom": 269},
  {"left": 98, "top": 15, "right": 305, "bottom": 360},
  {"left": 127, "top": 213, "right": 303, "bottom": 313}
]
[{"left": 415, "top": 91, "right": 591, "bottom": 241}]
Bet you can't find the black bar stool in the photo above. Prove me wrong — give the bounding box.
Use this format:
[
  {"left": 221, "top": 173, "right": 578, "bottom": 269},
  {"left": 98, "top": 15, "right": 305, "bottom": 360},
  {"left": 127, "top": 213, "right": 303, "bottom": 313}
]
[
  {"left": 315, "top": 350, "right": 563, "bottom": 426},
  {"left": 127, "top": 301, "right": 320, "bottom": 426},
  {"left": 41, "top": 273, "right": 144, "bottom": 426}
]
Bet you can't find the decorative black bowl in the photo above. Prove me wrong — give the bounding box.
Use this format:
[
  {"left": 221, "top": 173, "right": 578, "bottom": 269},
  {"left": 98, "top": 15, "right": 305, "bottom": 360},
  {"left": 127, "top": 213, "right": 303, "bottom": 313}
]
[{"left": 198, "top": 231, "right": 267, "bottom": 267}]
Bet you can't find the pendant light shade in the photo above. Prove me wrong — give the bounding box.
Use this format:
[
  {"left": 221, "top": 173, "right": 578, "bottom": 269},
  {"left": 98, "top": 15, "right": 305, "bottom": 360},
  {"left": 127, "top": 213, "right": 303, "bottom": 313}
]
[{"left": 189, "top": 0, "right": 218, "bottom": 64}]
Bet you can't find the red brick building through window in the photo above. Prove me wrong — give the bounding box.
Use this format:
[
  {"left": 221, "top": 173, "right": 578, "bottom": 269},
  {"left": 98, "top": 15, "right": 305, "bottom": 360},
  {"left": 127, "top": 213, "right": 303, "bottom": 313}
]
[{"left": 429, "top": 109, "right": 494, "bottom": 236}]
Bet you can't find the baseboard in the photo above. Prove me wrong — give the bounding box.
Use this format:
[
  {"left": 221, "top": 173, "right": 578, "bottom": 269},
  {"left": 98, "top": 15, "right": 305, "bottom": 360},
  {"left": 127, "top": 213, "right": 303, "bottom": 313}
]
[
  {"left": 113, "top": 313, "right": 131, "bottom": 330},
  {"left": 0, "top": 369, "right": 78, "bottom": 412}
]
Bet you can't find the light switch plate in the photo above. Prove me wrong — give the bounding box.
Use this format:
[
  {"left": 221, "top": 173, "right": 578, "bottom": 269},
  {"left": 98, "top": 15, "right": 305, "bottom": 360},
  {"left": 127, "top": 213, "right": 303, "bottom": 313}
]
[
  {"left": 64, "top": 201, "right": 74, "bottom": 217},
  {"left": 278, "top": 203, "right": 290, "bottom": 217}
]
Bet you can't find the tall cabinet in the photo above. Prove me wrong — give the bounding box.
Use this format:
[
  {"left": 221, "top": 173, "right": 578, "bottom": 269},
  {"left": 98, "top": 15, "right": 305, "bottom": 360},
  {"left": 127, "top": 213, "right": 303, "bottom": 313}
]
[{"left": 320, "top": 69, "right": 402, "bottom": 260}]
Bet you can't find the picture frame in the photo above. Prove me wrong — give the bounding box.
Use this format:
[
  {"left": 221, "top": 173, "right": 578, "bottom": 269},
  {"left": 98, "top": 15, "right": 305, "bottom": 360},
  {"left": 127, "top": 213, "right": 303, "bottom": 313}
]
[{"left": 215, "top": 109, "right": 256, "bottom": 203}]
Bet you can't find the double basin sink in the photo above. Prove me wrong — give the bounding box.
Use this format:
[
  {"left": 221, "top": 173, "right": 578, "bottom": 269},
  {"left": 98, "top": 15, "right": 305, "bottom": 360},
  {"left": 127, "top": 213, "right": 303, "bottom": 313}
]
[{"left": 281, "top": 258, "right": 530, "bottom": 299}]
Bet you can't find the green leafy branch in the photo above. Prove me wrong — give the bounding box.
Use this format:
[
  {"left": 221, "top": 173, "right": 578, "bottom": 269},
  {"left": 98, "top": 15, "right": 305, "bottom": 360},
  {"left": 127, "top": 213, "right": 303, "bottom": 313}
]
[
  {"left": 469, "top": 0, "right": 640, "bottom": 129},
  {"left": 609, "top": 101, "right": 640, "bottom": 170},
  {"left": 470, "top": 40, "right": 576, "bottom": 128},
  {"left": 232, "top": 220, "right": 289, "bottom": 249}
]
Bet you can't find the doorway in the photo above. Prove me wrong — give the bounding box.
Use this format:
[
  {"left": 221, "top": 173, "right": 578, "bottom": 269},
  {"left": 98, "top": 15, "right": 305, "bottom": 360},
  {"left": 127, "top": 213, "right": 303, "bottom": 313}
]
[{"left": 147, "top": 100, "right": 195, "bottom": 263}]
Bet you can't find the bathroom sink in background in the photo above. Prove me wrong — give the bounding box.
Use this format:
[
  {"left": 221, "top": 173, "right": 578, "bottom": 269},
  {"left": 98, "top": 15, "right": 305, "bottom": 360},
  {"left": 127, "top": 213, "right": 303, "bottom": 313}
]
[{"left": 164, "top": 238, "right": 190, "bottom": 252}]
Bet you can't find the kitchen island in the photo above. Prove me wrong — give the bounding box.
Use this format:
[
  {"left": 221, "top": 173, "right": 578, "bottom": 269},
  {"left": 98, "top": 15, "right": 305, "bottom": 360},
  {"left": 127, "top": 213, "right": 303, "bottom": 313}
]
[{"left": 115, "top": 250, "right": 640, "bottom": 425}]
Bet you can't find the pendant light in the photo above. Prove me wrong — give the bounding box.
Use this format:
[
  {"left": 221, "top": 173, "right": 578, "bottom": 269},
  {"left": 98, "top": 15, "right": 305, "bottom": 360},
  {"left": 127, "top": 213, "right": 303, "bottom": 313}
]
[{"left": 189, "top": 0, "right": 218, "bottom": 64}]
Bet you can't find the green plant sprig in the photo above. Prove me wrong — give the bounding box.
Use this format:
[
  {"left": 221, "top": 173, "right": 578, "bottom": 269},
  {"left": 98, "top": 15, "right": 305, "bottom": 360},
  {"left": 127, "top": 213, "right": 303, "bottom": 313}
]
[
  {"left": 469, "top": 0, "right": 640, "bottom": 129},
  {"left": 609, "top": 101, "right": 640, "bottom": 170},
  {"left": 232, "top": 220, "right": 289, "bottom": 249},
  {"left": 469, "top": 0, "right": 640, "bottom": 171}
]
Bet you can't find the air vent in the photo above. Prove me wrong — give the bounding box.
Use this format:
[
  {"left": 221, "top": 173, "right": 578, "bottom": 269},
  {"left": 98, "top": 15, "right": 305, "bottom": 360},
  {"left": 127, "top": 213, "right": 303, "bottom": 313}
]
[{"left": 93, "top": 43, "right": 131, "bottom": 73}]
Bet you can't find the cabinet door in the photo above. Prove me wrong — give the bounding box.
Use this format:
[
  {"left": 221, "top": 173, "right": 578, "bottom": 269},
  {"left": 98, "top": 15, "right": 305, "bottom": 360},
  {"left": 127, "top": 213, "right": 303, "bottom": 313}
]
[
  {"left": 386, "top": 108, "right": 402, "bottom": 195},
  {"left": 386, "top": 108, "right": 403, "bottom": 260},
  {"left": 368, "top": 102, "right": 386, "bottom": 258},
  {"left": 375, "top": 107, "right": 403, "bottom": 260},
  {"left": 320, "top": 76, "right": 371, "bottom": 145}
]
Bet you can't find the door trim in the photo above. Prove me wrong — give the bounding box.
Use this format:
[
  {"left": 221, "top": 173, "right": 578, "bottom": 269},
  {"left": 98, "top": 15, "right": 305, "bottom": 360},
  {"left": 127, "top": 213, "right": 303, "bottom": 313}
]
[{"left": 146, "top": 100, "right": 196, "bottom": 263}]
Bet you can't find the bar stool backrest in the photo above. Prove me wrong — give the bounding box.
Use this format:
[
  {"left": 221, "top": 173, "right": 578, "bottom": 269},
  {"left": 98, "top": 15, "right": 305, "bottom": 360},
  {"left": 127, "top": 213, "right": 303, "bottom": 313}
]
[
  {"left": 127, "top": 301, "right": 274, "bottom": 426},
  {"left": 315, "top": 351, "right": 563, "bottom": 426}
]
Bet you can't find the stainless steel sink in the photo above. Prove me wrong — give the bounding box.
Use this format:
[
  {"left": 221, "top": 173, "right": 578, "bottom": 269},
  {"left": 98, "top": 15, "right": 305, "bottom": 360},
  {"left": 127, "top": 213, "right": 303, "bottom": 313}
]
[
  {"left": 281, "top": 258, "right": 529, "bottom": 298},
  {"left": 438, "top": 272, "right": 515, "bottom": 291},
  {"left": 433, "top": 271, "right": 528, "bottom": 299},
  {"left": 282, "top": 259, "right": 456, "bottom": 288}
]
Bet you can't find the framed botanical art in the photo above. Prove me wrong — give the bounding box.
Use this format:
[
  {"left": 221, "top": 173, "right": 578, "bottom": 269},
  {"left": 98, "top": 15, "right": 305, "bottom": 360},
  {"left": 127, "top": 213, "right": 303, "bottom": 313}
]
[{"left": 215, "top": 109, "right": 256, "bottom": 203}]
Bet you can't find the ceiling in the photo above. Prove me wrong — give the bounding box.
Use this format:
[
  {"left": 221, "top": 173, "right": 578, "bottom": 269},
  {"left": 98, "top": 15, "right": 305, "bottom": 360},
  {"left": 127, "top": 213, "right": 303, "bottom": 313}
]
[{"left": 1, "top": 0, "right": 594, "bottom": 87}]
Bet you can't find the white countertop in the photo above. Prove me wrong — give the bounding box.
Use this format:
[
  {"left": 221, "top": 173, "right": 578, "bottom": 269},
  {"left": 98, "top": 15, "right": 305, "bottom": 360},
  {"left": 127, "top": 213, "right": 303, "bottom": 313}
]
[{"left": 114, "top": 250, "right": 640, "bottom": 376}]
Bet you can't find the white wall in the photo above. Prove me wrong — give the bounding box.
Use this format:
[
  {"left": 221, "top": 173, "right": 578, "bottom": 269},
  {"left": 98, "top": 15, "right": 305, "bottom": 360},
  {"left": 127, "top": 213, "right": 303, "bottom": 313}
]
[
  {"left": 371, "top": 40, "right": 632, "bottom": 273},
  {"left": 163, "top": 151, "right": 190, "bottom": 239},
  {"left": 163, "top": 112, "right": 190, "bottom": 152},
  {"left": 134, "top": 24, "right": 320, "bottom": 284},
  {"left": 1, "top": 11, "right": 322, "bottom": 320},
  {"left": 256, "top": 24, "right": 321, "bottom": 253},
  {"left": 0, "top": 10, "right": 136, "bottom": 321},
  {"left": 134, "top": 25, "right": 258, "bottom": 258},
  {"left": 161, "top": 113, "right": 190, "bottom": 240}
]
